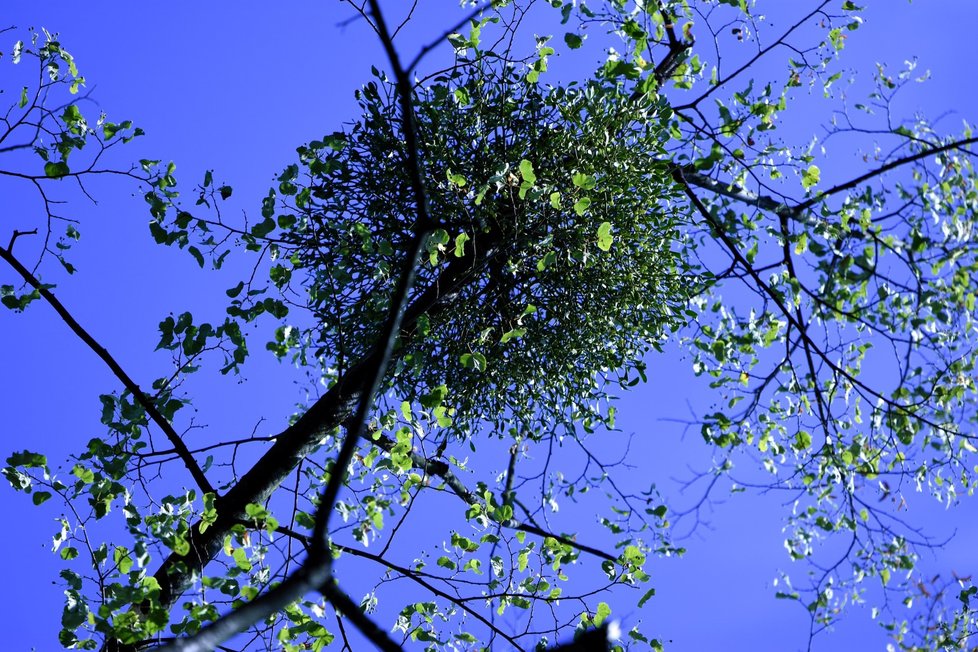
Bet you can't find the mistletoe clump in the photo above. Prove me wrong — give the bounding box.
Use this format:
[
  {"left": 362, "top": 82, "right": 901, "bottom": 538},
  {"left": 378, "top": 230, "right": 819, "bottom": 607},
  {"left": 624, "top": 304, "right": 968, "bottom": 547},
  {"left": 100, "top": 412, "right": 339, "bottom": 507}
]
[{"left": 261, "top": 60, "right": 695, "bottom": 441}]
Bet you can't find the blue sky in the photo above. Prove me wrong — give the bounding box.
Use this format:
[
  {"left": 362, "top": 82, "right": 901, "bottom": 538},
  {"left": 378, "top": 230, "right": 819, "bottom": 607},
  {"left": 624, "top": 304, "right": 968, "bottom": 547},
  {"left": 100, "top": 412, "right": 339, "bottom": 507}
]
[{"left": 2, "top": 2, "right": 977, "bottom": 650}]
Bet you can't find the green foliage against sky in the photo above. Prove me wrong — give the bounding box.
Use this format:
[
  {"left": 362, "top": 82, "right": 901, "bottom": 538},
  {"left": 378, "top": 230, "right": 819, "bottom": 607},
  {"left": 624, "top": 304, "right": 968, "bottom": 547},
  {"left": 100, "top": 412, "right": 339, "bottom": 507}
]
[
  {"left": 267, "top": 61, "right": 693, "bottom": 444},
  {"left": 2, "top": 1, "right": 978, "bottom": 650}
]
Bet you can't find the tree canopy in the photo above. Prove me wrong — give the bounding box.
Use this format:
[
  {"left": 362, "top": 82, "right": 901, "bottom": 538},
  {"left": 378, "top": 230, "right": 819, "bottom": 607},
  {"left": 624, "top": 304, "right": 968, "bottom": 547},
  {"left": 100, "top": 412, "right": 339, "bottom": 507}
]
[{"left": 2, "top": 1, "right": 978, "bottom": 650}]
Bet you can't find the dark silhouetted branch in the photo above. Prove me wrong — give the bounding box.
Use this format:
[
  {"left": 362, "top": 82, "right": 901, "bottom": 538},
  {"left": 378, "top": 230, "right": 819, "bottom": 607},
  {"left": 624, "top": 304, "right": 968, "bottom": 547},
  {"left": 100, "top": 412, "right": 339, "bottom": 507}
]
[{"left": 0, "top": 241, "right": 214, "bottom": 495}]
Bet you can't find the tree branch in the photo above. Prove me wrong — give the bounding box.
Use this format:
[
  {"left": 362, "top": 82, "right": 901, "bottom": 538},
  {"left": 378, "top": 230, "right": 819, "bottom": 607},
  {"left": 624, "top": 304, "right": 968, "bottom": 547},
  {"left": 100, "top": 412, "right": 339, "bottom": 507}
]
[
  {"left": 793, "top": 135, "right": 978, "bottom": 214},
  {"left": 334, "top": 541, "right": 525, "bottom": 650},
  {"left": 681, "top": 134, "right": 978, "bottom": 223},
  {"left": 672, "top": 1, "right": 831, "bottom": 111},
  {"left": 674, "top": 168, "right": 957, "bottom": 436},
  {"left": 139, "top": 225, "right": 506, "bottom": 619},
  {"left": 0, "top": 242, "right": 214, "bottom": 495},
  {"left": 367, "top": 432, "right": 617, "bottom": 563},
  {"left": 150, "top": 0, "right": 438, "bottom": 648}
]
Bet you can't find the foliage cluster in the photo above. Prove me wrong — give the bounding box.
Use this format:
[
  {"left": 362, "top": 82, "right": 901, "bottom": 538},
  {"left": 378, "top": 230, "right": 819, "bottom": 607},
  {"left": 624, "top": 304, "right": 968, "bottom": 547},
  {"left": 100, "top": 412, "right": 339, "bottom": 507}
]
[{"left": 2, "top": 2, "right": 978, "bottom": 651}]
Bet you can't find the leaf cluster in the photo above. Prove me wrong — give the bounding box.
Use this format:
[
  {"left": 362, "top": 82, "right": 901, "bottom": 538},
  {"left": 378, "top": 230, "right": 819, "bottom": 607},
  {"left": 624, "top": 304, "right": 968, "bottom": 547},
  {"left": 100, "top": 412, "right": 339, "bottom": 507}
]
[{"left": 266, "top": 60, "right": 697, "bottom": 442}]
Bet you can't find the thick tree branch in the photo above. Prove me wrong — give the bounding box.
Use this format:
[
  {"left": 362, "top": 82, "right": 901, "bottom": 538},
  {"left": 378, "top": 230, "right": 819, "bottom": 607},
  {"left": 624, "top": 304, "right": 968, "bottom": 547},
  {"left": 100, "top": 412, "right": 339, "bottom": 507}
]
[
  {"left": 651, "top": 0, "right": 692, "bottom": 84},
  {"left": 138, "top": 223, "right": 506, "bottom": 625},
  {"left": 308, "top": 0, "right": 436, "bottom": 550},
  {"left": 680, "top": 169, "right": 799, "bottom": 219},
  {"left": 149, "top": 560, "right": 330, "bottom": 652},
  {"left": 150, "top": 1, "right": 440, "bottom": 648},
  {"left": 309, "top": 229, "right": 429, "bottom": 551},
  {"left": 319, "top": 581, "right": 404, "bottom": 652}
]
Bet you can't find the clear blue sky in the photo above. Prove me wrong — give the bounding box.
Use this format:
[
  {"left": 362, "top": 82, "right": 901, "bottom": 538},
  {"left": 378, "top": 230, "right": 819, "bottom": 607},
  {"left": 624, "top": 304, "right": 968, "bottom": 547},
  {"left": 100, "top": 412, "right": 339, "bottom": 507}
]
[{"left": 2, "top": 2, "right": 977, "bottom": 650}]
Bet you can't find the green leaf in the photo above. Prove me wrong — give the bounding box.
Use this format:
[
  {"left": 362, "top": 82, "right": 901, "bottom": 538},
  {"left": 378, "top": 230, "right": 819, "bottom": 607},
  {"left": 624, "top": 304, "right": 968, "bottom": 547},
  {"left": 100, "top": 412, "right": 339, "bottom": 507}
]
[
  {"left": 793, "top": 431, "right": 812, "bottom": 451},
  {"left": 454, "top": 232, "right": 470, "bottom": 257},
  {"left": 188, "top": 246, "right": 205, "bottom": 268},
  {"left": 564, "top": 33, "right": 583, "bottom": 49},
  {"left": 114, "top": 546, "right": 133, "bottom": 574},
  {"left": 71, "top": 465, "right": 94, "bottom": 484},
  {"left": 6, "top": 451, "right": 47, "bottom": 468},
  {"left": 232, "top": 547, "right": 252, "bottom": 571},
  {"left": 500, "top": 328, "right": 526, "bottom": 344},
  {"left": 451, "top": 532, "right": 480, "bottom": 552},
  {"left": 622, "top": 545, "right": 646, "bottom": 567},
  {"left": 793, "top": 232, "right": 808, "bottom": 255},
  {"left": 460, "top": 352, "right": 487, "bottom": 371},
  {"left": 201, "top": 493, "right": 218, "bottom": 533},
  {"left": 573, "top": 197, "right": 591, "bottom": 216},
  {"left": 594, "top": 602, "right": 611, "bottom": 627},
  {"left": 596, "top": 222, "right": 613, "bottom": 251},
  {"left": 447, "top": 170, "right": 467, "bottom": 187},
  {"left": 171, "top": 535, "right": 190, "bottom": 556},
  {"left": 44, "top": 161, "right": 70, "bottom": 178},
  {"left": 252, "top": 217, "right": 276, "bottom": 238},
  {"left": 537, "top": 251, "right": 556, "bottom": 272},
  {"left": 437, "top": 556, "right": 456, "bottom": 570},
  {"left": 226, "top": 281, "right": 245, "bottom": 298},
  {"left": 518, "top": 159, "right": 537, "bottom": 199},
  {"left": 801, "top": 165, "right": 820, "bottom": 191},
  {"left": 572, "top": 172, "right": 596, "bottom": 190},
  {"left": 638, "top": 587, "right": 656, "bottom": 608},
  {"left": 32, "top": 491, "right": 52, "bottom": 505},
  {"left": 828, "top": 27, "right": 845, "bottom": 51},
  {"left": 102, "top": 120, "right": 132, "bottom": 140},
  {"left": 420, "top": 384, "right": 449, "bottom": 409},
  {"left": 245, "top": 503, "right": 270, "bottom": 520}
]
